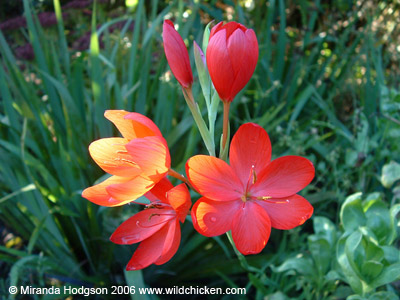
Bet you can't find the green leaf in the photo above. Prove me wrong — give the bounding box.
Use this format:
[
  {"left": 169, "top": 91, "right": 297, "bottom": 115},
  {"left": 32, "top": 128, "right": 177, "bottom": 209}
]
[
  {"left": 337, "top": 235, "right": 363, "bottom": 295},
  {"left": 274, "top": 256, "right": 314, "bottom": 276},
  {"left": 368, "top": 291, "right": 400, "bottom": 300},
  {"left": 344, "top": 231, "right": 364, "bottom": 276},
  {"left": 27, "top": 215, "right": 48, "bottom": 254},
  {"left": 202, "top": 21, "right": 212, "bottom": 55},
  {"left": 53, "top": 0, "right": 70, "bottom": 77},
  {"left": 381, "top": 161, "right": 400, "bottom": 188},
  {"left": 363, "top": 198, "right": 392, "bottom": 245},
  {"left": 369, "top": 262, "right": 400, "bottom": 290},
  {"left": 347, "top": 296, "right": 365, "bottom": 300},
  {"left": 313, "top": 216, "right": 337, "bottom": 246},
  {"left": 360, "top": 261, "right": 383, "bottom": 282},
  {"left": 90, "top": 0, "right": 109, "bottom": 136},
  {"left": 354, "top": 113, "right": 369, "bottom": 154},
  {"left": 389, "top": 204, "right": 400, "bottom": 243},
  {"left": 381, "top": 246, "right": 400, "bottom": 264},
  {"left": 248, "top": 273, "right": 269, "bottom": 295},
  {"left": 363, "top": 238, "right": 384, "bottom": 263},
  {"left": 340, "top": 193, "right": 366, "bottom": 232},
  {"left": 0, "top": 184, "right": 36, "bottom": 204},
  {"left": 286, "top": 84, "right": 314, "bottom": 135},
  {"left": 194, "top": 41, "right": 211, "bottom": 107},
  {"left": 264, "top": 291, "right": 290, "bottom": 300},
  {"left": 308, "top": 235, "right": 332, "bottom": 275}
]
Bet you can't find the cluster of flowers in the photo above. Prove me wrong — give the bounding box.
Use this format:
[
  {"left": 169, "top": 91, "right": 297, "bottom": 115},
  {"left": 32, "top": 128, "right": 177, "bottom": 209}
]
[{"left": 83, "top": 20, "right": 315, "bottom": 270}]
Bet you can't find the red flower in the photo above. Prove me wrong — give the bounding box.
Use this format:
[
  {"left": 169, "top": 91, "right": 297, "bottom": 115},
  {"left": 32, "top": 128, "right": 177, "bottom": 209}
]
[
  {"left": 82, "top": 110, "right": 170, "bottom": 207},
  {"left": 110, "top": 178, "right": 191, "bottom": 270},
  {"left": 206, "top": 22, "right": 258, "bottom": 102},
  {"left": 163, "top": 20, "right": 193, "bottom": 88},
  {"left": 186, "top": 123, "right": 314, "bottom": 255}
]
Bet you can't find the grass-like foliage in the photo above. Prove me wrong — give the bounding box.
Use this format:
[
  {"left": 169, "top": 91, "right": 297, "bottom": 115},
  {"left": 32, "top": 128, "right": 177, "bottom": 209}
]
[{"left": 0, "top": 0, "right": 399, "bottom": 299}]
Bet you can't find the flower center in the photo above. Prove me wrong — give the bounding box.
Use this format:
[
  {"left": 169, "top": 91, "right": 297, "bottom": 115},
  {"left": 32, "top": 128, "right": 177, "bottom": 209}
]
[
  {"left": 241, "top": 192, "right": 252, "bottom": 202},
  {"left": 242, "top": 165, "right": 290, "bottom": 204}
]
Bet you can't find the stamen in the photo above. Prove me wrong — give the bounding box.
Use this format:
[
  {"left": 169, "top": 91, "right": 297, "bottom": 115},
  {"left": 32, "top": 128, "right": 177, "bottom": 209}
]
[
  {"left": 148, "top": 212, "right": 176, "bottom": 220},
  {"left": 245, "top": 165, "right": 257, "bottom": 191},
  {"left": 136, "top": 215, "right": 174, "bottom": 228},
  {"left": 114, "top": 158, "right": 138, "bottom": 166},
  {"left": 257, "top": 196, "right": 272, "bottom": 200},
  {"left": 116, "top": 150, "right": 129, "bottom": 154},
  {"left": 257, "top": 196, "right": 290, "bottom": 204},
  {"left": 252, "top": 166, "right": 257, "bottom": 184},
  {"left": 145, "top": 204, "right": 163, "bottom": 209},
  {"left": 145, "top": 202, "right": 172, "bottom": 209}
]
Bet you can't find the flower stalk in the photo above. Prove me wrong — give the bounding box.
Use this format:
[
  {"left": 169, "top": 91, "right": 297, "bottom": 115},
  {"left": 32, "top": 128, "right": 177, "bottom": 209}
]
[
  {"left": 226, "top": 231, "right": 262, "bottom": 275},
  {"left": 182, "top": 87, "right": 216, "bottom": 156},
  {"left": 168, "top": 168, "right": 193, "bottom": 189},
  {"left": 221, "top": 101, "right": 230, "bottom": 159}
]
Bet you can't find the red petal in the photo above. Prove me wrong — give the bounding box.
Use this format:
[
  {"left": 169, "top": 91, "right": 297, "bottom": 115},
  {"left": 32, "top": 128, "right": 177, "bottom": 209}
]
[
  {"left": 227, "top": 29, "right": 258, "bottom": 99},
  {"left": 191, "top": 197, "right": 240, "bottom": 237},
  {"left": 245, "top": 29, "right": 259, "bottom": 71},
  {"left": 230, "top": 123, "right": 271, "bottom": 186},
  {"left": 209, "top": 21, "right": 223, "bottom": 40},
  {"left": 252, "top": 156, "right": 315, "bottom": 198},
  {"left": 124, "top": 112, "right": 163, "bottom": 138},
  {"left": 206, "top": 29, "right": 235, "bottom": 101},
  {"left": 104, "top": 110, "right": 136, "bottom": 140},
  {"left": 163, "top": 20, "right": 193, "bottom": 88},
  {"left": 232, "top": 201, "right": 271, "bottom": 255},
  {"left": 227, "top": 28, "right": 247, "bottom": 75},
  {"left": 125, "top": 136, "right": 170, "bottom": 182},
  {"left": 144, "top": 191, "right": 157, "bottom": 202},
  {"left": 110, "top": 208, "right": 174, "bottom": 244},
  {"left": 166, "top": 183, "right": 191, "bottom": 223},
  {"left": 155, "top": 219, "right": 181, "bottom": 265},
  {"left": 82, "top": 175, "right": 132, "bottom": 207},
  {"left": 146, "top": 177, "right": 174, "bottom": 203},
  {"left": 256, "top": 194, "right": 313, "bottom": 230},
  {"left": 106, "top": 175, "right": 155, "bottom": 203},
  {"left": 222, "top": 21, "right": 247, "bottom": 39},
  {"left": 88, "top": 137, "right": 141, "bottom": 177},
  {"left": 126, "top": 219, "right": 177, "bottom": 270},
  {"left": 186, "top": 155, "right": 243, "bottom": 201}
]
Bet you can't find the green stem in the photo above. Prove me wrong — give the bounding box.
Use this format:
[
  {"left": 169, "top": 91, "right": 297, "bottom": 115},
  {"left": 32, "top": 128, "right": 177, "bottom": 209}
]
[
  {"left": 208, "top": 91, "right": 220, "bottom": 149},
  {"left": 219, "top": 101, "right": 230, "bottom": 161},
  {"left": 226, "top": 231, "right": 262, "bottom": 274},
  {"left": 182, "top": 87, "right": 215, "bottom": 156}
]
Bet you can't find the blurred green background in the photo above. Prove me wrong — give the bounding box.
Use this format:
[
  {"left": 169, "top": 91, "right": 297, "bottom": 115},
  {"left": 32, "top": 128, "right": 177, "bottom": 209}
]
[{"left": 0, "top": 0, "right": 399, "bottom": 299}]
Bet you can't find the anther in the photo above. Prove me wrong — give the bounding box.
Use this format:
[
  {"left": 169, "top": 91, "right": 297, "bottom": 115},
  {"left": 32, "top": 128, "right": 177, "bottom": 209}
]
[
  {"left": 114, "top": 158, "right": 137, "bottom": 166},
  {"left": 252, "top": 168, "right": 257, "bottom": 184},
  {"left": 257, "top": 196, "right": 289, "bottom": 204},
  {"left": 116, "top": 150, "right": 129, "bottom": 154}
]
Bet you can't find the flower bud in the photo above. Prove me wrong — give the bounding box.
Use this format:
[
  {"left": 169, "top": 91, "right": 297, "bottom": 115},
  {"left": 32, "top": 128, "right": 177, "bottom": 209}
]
[
  {"left": 162, "top": 20, "right": 193, "bottom": 88},
  {"left": 206, "top": 22, "right": 258, "bottom": 102}
]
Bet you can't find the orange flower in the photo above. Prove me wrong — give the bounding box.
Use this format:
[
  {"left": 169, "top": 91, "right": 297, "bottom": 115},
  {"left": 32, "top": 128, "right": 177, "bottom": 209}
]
[
  {"left": 82, "top": 110, "right": 170, "bottom": 206},
  {"left": 186, "top": 123, "right": 314, "bottom": 255},
  {"left": 110, "top": 178, "right": 191, "bottom": 270}
]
